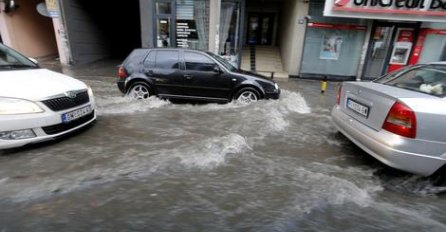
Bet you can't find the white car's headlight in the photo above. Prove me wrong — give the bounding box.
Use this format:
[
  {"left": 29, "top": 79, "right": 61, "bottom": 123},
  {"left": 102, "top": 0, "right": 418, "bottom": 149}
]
[
  {"left": 0, "top": 97, "right": 44, "bottom": 115},
  {"left": 87, "top": 86, "right": 94, "bottom": 98}
]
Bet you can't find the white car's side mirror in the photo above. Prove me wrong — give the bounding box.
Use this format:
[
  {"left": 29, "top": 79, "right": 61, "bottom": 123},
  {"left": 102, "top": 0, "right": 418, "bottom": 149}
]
[{"left": 28, "top": 57, "right": 38, "bottom": 64}]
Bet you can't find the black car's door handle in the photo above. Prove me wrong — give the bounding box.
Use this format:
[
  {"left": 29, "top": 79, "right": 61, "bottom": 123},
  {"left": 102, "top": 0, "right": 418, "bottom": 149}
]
[
  {"left": 145, "top": 70, "right": 154, "bottom": 76},
  {"left": 184, "top": 74, "right": 193, "bottom": 80}
]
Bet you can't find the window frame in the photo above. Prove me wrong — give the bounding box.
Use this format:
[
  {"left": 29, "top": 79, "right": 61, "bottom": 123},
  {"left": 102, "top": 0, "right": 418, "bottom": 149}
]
[
  {"left": 183, "top": 51, "right": 219, "bottom": 72},
  {"left": 155, "top": 50, "right": 181, "bottom": 70}
]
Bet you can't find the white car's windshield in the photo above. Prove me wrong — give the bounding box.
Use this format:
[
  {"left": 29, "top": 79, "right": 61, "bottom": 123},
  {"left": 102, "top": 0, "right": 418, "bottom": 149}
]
[
  {"left": 0, "top": 43, "right": 38, "bottom": 70},
  {"left": 376, "top": 64, "right": 446, "bottom": 97}
]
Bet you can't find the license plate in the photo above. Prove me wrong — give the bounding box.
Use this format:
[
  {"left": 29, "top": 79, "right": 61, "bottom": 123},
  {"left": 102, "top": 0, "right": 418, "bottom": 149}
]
[
  {"left": 347, "top": 98, "right": 369, "bottom": 118},
  {"left": 61, "top": 105, "right": 92, "bottom": 123}
]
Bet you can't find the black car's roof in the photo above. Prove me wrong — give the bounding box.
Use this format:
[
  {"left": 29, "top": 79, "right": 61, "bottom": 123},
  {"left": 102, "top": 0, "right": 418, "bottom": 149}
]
[{"left": 133, "top": 47, "right": 208, "bottom": 53}]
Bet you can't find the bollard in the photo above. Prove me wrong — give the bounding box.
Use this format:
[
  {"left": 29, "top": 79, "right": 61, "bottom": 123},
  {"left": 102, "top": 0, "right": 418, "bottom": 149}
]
[{"left": 321, "top": 76, "right": 328, "bottom": 94}]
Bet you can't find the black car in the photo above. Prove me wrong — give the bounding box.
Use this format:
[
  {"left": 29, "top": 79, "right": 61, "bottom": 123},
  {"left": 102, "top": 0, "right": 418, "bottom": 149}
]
[{"left": 117, "top": 48, "right": 280, "bottom": 103}]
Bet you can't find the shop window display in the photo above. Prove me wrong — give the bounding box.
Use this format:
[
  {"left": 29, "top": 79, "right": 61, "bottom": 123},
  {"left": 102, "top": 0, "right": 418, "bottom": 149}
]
[
  {"left": 175, "top": 0, "right": 209, "bottom": 50},
  {"left": 300, "top": 0, "right": 366, "bottom": 79},
  {"left": 301, "top": 27, "right": 366, "bottom": 78},
  {"left": 219, "top": 1, "right": 241, "bottom": 67}
]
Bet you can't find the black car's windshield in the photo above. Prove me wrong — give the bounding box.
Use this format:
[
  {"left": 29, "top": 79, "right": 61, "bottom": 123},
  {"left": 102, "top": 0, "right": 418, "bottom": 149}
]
[
  {"left": 206, "top": 52, "right": 238, "bottom": 72},
  {"left": 0, "top": 43, "right": 38, "bottom": 70},
  {"left": 375, "top": 64, "right": 446, "bottom": 97}
]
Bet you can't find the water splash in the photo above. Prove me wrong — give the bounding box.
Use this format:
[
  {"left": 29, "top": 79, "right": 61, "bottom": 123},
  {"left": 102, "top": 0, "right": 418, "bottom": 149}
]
[
  {"left": 275, "top": 90, "right": 311, "bottom": 114},
  {"left": 0, "top": 134, "right": 251, "bottom": 202},
  {"left": 96, "top": 96, "right": 170, "bottom": 115},
  {"left": 383, "top": 175, "right": 446, "bottom": 196},
  {"left": 176, "top": 133, "right": 251, "bottom": 169},
  {"left": 291, "top": 167, "right": 382, "bottom": 213}
]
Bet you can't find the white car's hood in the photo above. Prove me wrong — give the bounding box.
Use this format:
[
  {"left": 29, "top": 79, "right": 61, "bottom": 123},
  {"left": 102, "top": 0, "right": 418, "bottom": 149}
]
[{"left": 0, "top": 68, "right": 87, "bottom": 101}]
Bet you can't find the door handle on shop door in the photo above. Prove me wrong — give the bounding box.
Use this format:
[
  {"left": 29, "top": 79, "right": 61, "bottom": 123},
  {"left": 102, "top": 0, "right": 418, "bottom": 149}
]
[{"left": 184, "top": 74, "right": 193, "bottom": 80}]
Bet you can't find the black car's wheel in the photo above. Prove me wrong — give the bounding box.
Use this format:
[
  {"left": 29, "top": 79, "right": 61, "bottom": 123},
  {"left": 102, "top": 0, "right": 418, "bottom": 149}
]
[
  {"left": 235, "top": 87, "right": 260, "bottom": 104},
  {"left": 127, "top": 82, "right": 152, "bottom": 100}
]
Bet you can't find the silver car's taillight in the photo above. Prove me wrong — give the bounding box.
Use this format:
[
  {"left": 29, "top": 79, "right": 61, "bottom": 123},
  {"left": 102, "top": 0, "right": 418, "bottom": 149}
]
[{"left": 382, "top": 102, "right": 417, "bottom": 138}]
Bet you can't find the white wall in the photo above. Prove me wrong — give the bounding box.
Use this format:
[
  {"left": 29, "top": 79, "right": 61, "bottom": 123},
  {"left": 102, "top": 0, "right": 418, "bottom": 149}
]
[
  {"left": 0, "top": 0, "right": 58, "bottom": 58},
  {"left": 279, "top": 0, "right": 309, "bottom": 76}
]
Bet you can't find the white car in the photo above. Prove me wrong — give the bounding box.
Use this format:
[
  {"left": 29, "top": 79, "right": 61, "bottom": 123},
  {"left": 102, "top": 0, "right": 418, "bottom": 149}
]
[{"left": 0, "top": 43, "right": 96, "bottom": 149}]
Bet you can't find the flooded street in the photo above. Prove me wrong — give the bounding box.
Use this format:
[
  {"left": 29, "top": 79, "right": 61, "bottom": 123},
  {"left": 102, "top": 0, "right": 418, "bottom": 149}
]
[{"left": 1, "top": 63, "right": 446, "bottom": 231}]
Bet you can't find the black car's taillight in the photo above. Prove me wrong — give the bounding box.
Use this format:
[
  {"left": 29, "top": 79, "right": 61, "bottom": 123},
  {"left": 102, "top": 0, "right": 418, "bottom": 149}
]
[{"left": 118, "top": 66, "right": 128, "bottom": 79}]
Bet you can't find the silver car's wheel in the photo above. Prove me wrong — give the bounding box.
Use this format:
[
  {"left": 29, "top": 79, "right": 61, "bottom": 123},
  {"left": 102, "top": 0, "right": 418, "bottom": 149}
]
[
  {"left": 127, "top": 83, "right": 151, "bottom": 100},
  {"left": 235, "top": 88, "right": 260, "bottom": 104}
]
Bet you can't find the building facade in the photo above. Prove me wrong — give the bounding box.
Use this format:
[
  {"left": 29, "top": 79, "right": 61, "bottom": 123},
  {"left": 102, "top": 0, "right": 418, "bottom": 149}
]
[
  {"left": 139, "top": 0, "right": 309, "bottom": 78},
  {"left": 0, "top": 0, "right": 66, "bottom": 62},
  {"left": 1, "top": 0, "right": 445, "bottom": 81},
  {"left": 304, "top": 0, "right": 446, "bottom": 80}
]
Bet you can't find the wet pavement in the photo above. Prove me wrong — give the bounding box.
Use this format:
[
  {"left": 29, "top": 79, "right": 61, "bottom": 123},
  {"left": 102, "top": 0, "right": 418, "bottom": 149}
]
[{"left": 1, "top": 61, "right": 446, "bottom": 231}]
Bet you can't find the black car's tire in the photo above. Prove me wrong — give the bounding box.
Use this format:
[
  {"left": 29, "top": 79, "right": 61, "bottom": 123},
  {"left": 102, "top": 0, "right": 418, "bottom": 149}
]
[
  {"left": 127, "top": 82, "right": 152, "bottom": 100},
  {"left": 234, "top": 87, "right": 260, "bottom": 104}
]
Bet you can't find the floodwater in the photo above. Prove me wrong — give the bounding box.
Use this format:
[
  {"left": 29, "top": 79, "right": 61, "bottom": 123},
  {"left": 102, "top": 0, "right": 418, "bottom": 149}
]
[{"left": 1, "top": 66, "right": 446, "bottom": 231}]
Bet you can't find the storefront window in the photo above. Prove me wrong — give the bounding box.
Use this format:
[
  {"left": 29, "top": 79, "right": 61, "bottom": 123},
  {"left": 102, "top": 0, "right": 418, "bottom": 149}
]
[
  {"left": 301, "top": 27, "right": 366, "bottom": 78},
  {"left": 300, "top": 0, "right": 367, "bottom": 79},
  {"left": 175, "top": 0, "right": 209, "bottom": 50},
  {"left": 218, "top": 0, "right": 241, "bottom": 67},
  {"left": 419, "top": 34, "right": 446, "bottom": 63}
]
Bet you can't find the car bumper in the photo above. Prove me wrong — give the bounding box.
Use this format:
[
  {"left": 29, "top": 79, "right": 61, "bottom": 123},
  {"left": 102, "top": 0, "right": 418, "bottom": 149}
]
[
  {"left": 117, "top": 80, "right": 126, "bottom": 93},
  {"left": 331, "top": 105, "right": 446, "bottom": 176},
  {"left": 265, "top": 89, "right": 280, "bottom": 100},
  {"left": 0, "top": 104, "right": 96, "bottom": 150}
]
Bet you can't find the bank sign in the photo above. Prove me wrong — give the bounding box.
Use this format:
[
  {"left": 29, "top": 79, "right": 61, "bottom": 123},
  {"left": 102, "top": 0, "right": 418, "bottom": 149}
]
[{"left": 324, "top": 0, "right": 446, "bottom": 22}]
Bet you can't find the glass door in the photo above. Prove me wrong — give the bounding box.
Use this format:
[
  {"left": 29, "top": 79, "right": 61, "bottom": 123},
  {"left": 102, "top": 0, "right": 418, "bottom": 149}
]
[
  {"left": 155, "top": 0, "right": 175, "bottom": 48},
  {"left": 363, "top": 26, "right": 395, "bottom": 80},
  {"left": 156, "top": 17, "right": 172, "bottom": 47},
  {"left": 246, "top": 13, "right": 274, "bottom": 45},
  {"left": 363, "top": 22, "right": 419, "bottom": 80},
  {"left": 259, "top": 14, "right": 274, "bottom": 45},
  {"left": 219, "top": 0, "right": 242, "bottom": 67}
]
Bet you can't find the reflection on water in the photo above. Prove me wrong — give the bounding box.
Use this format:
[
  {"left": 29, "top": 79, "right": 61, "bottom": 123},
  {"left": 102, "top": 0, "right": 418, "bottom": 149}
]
[{"left": 0, "top": 79, "right": 445, "bottom": 231}]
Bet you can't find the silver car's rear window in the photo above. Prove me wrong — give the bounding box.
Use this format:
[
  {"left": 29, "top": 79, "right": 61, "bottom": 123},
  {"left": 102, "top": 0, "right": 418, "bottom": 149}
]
[{"left": 376, "top": 65, "right": 446, "bottom": 97}]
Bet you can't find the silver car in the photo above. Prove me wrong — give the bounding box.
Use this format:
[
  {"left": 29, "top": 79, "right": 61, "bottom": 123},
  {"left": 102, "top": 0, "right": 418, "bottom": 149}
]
[{"left": 331, "top": 63, "right": 446, "bottom": 176}]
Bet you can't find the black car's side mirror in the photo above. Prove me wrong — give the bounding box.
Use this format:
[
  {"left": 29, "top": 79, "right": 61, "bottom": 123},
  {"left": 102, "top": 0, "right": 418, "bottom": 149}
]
[{"left": 213, "top": 66, "right": 222, "bottom": 74}]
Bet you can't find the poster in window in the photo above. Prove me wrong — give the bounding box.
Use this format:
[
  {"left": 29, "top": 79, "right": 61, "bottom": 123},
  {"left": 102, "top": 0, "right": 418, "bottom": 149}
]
[
  {"left": 320, "top": 35, "right": 343, "bottom": 60},
  {"left": 176, "top": 20, "right": 198, "bottom": 48}
]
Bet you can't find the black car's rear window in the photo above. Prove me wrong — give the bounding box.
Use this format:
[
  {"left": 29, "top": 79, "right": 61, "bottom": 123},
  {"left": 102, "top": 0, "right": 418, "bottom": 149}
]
[
  {"left": 124, "top": 49, "right": 149, "bottom": 65},
  {"left": 375, "top": 64, "right": 446, "bottom": 97},
  {"left": 123, "top": 49, "right": 150, "bottom": 73}
]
